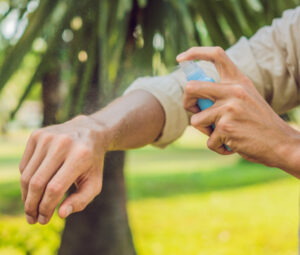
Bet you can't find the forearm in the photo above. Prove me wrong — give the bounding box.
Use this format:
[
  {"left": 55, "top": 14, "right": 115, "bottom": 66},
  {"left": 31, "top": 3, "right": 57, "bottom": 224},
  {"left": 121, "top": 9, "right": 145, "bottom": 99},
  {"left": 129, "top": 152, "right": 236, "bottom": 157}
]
[
  {"left": 277, "top": 127, "right": 300, "bottom": 178},
  {"left": 90, "top": 90, "right": 165, "bottom": 151}
]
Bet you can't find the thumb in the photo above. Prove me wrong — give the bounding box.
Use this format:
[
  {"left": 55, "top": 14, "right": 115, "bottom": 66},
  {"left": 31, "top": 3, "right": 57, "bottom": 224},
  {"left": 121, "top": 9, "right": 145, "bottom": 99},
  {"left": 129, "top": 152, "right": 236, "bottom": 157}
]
[{"left": 58, "top": 179, "right": 102, "bottom": 218}]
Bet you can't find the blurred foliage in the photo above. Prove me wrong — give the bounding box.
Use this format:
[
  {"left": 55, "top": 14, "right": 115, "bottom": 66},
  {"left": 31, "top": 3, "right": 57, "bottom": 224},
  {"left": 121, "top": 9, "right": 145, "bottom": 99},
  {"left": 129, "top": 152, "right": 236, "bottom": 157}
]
[
  {"left": 0, "top": 0, "right": 299, "bottom": 125},
  {"left": 0, "top": 215, "right": 63, "bottom": 255}
]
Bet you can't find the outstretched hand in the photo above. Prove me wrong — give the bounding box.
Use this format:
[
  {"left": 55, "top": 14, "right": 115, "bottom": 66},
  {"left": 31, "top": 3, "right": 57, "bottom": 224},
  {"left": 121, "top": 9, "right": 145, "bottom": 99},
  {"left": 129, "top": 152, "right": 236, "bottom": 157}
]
[
  {"left": 177, "top": 47, "right": 300, "bottom": 177},
  {"left": 20, "top": 115, "right": 109, "bottom": 224}
]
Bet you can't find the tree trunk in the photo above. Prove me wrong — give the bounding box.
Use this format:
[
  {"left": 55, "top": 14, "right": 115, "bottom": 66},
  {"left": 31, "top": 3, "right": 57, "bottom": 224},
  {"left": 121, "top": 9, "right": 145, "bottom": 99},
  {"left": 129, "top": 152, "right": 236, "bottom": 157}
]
[
  {"left": 58, "top": 151, "right": 136, "bottom": 255},
  {"left": 41, "top": 62, "right": 60, "bottom": 126},
  {"left": 59, "top": 52, "right": 136, "bottom": 255}
]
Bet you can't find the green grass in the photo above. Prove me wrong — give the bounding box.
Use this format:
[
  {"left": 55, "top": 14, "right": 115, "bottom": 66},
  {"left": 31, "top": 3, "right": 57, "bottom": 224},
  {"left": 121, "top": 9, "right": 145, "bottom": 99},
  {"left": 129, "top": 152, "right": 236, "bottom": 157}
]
[
  {"left": 0, "top": 128, "right": 298, "bottom": 255},
  {"left": 129, "top": 178, "right": 298, "bottom": 255}
]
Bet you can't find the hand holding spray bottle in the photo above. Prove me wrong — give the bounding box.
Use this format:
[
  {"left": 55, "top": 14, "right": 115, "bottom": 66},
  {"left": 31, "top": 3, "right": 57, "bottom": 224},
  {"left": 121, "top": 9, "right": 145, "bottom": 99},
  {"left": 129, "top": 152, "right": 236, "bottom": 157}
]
[{"left": 180, "top": 61, "right": 231, "bottom": 151}]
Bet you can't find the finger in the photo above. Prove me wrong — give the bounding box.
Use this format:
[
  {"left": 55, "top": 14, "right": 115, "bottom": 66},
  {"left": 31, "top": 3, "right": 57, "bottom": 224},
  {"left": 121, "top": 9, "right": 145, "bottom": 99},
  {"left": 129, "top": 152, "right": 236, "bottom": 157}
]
[
  {"left": 36, "top": 155, "right": 91, "bottom": 225},
  {"left": 207, "top": 128, "right": 234, "bottom": 155},
  {"left": 184, "top": 81, "right": 231, "bottom": 108},
  {"left": 58, "top": 177, "right": 101, "bottom": 219},
  {"left": 19, "top": 136, "right": 37, "bottom": 173},
  {"left": 20, "top": 141, "right": 48, "bottom": 203},
  {"left": 24, "top": 148, "right": 66, "bottom": 223},
  {"left": 177, "top": 46, "right": 243, "bottom": 81},
  {"left": 190, "top": 108, "right": 220, "bottom": 136}
]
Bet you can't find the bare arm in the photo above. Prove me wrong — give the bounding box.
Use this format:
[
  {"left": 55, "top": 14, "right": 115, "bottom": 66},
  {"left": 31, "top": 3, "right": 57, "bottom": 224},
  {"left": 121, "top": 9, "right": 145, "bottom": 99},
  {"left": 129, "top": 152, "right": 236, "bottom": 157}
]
[
  {"left": 91, "top": 90, "right": 165, "bottom": 150},
  {"left": 20, "top": 90, "right": 165, "bottom": 225}
]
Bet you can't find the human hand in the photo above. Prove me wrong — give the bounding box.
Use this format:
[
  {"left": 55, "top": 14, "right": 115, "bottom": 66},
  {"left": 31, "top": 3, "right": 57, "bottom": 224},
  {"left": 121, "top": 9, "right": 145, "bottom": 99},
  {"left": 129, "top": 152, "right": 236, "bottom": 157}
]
[
  {"left": 19, "top": 115, "right": 110, "bottom": 224},
  {"left": 177, "top": 47, "right": 300, "bottom": 176}
]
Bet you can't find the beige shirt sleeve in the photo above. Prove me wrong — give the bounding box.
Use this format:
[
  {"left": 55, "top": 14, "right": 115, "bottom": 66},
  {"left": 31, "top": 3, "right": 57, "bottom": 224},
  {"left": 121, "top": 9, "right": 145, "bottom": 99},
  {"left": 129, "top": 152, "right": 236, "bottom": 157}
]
[
  {"left": 124, "top": 7, "right": 300, "bottom": 148},
  {"left": 227, "top": 6, "right": 300, "bottom": 114}
]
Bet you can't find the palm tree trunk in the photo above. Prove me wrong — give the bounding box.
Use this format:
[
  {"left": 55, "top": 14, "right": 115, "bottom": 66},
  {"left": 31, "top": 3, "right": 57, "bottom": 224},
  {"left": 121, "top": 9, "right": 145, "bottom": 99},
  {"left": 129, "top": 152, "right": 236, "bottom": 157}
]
[
  {"left": 58, "top": 151, "right": 136, "bottom": 255},
  {"left": 41, "top": 61, "right": 60, "bottom": 126},
  {"left": 59, "top": 54, "right": 136, "bottom": 255}
]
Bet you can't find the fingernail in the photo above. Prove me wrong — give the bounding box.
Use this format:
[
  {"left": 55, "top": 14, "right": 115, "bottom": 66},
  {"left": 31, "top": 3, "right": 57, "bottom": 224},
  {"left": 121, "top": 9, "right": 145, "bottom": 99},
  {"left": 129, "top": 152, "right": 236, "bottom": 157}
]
[
  {"left": 38, "top": 215, "right": 48, "bottom": 225},
  {"left": 176, "top": 52, "right": 186, "bottom": 61},
  {"left": 26, "top": 215, "right": 36, "bottom": 224},
  {"left": 65, "top": 205, "right": 73, "bottom": 218}
]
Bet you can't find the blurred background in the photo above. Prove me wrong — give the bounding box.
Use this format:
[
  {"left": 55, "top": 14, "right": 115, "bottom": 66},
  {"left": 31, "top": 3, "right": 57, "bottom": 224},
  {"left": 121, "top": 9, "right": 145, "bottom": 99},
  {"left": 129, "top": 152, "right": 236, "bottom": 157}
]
[{"left": 0, "top": 0, "right": 299, "bottom": 254}]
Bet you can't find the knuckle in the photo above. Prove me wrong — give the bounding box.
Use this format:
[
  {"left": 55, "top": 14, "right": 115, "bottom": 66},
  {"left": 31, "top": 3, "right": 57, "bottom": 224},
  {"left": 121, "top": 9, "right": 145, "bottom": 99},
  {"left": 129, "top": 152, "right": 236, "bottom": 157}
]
[
  {"left": 21, "top": 174, "right": 30, "bottom": 187},
  {"left": 217, "top": 120, "right": 232, "bottom": 134},
  {"left": 207, "top": 138, "right": 222, "bottom": 154},
  {"left": 24, "top": 203, "right": 35, "bottom": 216},
  {"left": 29, "top": 176, "right": 45, "bottom": 191},
  {"left": 185, "top": 81, "right": 194, "bottom": 94},
  {"left": 223, "top": 102, "right": 236, "bottom": 114},
  {"left": 39, "top": 132, "right": 54, "bottom": 145},
  {"left": 217, "top": 121, "right": 226, "bottom": 132},
  {"left": 57, "top": 134, "right": 72, "bottom": 145},
  {"left": 31, "top": 129, "right": 43, "bottom": 140},
  {"left": 207, "top": 138, "right": 215, "bottom": 151},
  {"left": 47, "top": 182, "right": 64, "bottom": 195},
  {"left": 214, "top": 46, "right": 225, "bottom": 58},
  {"left": 76, "top": 145, "right": 92, "bottom": 158},
  {"left": 233, "top": 84, "right": 247, "bottom": 99},
  {"left": 19, "top": 163, "right": 25, "bottom": 173},
  {"left": 185, "top": 81, "right": 196, "bottom": 94}
]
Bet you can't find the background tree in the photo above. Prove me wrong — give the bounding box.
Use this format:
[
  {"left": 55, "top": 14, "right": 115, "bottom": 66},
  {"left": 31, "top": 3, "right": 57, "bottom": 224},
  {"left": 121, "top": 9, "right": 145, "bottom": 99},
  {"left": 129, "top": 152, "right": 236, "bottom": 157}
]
[{"left": 0, "top": 0, "right": 299, "bottom": 254}]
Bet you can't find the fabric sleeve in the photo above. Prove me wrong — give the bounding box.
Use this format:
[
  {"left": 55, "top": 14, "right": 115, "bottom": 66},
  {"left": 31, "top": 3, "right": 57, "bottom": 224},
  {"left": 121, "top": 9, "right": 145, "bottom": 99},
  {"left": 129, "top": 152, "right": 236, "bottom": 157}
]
[{"left": 227, "top": 6, "right": 300, "bottom": 114}]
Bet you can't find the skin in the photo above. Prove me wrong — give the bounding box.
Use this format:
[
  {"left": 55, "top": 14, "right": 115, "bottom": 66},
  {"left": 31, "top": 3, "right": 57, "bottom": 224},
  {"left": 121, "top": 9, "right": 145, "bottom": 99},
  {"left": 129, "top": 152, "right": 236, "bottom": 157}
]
[
  {"left": 177, "top": 46, "right": 300, "bottom": 178},
  {"left": 20, "top": 46, "right": 300, "bottom": 225},
  {"left": 19, "top": 90, "right": 165, "bottom": 224}
]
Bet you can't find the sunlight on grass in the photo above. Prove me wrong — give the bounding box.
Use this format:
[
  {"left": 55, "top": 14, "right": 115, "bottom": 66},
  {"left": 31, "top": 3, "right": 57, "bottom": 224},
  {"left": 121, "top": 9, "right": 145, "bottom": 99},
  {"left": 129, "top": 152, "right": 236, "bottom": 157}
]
[
  {"left": 129, "top": 178, "right": 298, "bottom": 255},
  {"left": 0, "top": 214, "right": 64, "bottom": 255}
]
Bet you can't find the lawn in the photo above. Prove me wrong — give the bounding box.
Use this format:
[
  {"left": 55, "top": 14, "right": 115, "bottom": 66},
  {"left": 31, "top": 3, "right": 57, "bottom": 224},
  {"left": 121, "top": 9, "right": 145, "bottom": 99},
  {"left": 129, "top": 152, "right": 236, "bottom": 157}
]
[{"left": 0, "top": 128, "right": 298, "bottom": 255}]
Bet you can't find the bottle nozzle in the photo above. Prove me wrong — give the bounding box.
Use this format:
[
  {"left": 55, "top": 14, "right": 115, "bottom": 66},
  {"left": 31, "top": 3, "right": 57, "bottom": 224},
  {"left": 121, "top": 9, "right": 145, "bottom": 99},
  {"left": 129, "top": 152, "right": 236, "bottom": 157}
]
[{"left": 179, "top": 61, "right": 207, "bottom": 80}]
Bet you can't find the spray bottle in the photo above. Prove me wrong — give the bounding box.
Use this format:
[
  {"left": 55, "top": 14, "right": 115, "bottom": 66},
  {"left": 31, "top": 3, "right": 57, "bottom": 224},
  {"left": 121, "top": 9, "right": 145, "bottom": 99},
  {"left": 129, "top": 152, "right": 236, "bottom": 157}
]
[{"left": 180, "top": 61, "right": 231, "bottom": 151}]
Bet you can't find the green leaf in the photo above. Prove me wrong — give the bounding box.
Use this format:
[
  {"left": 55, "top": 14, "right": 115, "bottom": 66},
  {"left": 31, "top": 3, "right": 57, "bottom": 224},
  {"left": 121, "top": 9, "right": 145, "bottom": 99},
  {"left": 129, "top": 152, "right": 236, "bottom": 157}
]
[
  {"left": 0, "top": 0, "right": 60, "bottom": 93},
  {"left": 193, "top": 0, "right": 230, "bottom": 48},
  {"left": 137, "top": 0, "right": 147, "bottom": 8}
]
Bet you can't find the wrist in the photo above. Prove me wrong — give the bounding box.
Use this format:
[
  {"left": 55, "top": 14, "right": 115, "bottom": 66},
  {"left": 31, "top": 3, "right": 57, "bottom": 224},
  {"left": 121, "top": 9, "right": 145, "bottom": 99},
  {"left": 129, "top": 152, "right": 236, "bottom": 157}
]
[
  {"left": 72, "top": 114, "right": 113, "bottom": 152},
  {"left": 277, "top": 128, "right": 300, "bottom": 176}
]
